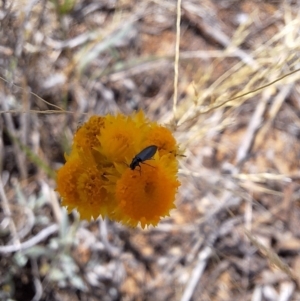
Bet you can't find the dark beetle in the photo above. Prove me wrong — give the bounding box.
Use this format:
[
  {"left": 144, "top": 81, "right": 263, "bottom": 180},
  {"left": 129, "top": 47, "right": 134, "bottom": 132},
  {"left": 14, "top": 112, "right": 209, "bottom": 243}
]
[{"left": 130, "top": 145, "right": 158, "bottom": 171}]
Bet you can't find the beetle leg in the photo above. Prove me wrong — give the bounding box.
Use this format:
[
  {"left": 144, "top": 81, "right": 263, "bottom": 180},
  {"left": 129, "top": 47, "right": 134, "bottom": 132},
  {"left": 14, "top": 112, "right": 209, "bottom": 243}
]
[
  {"left": 137, "top": 164, "right": 142, "bottom": 176},
  {"left": 141, "top": 162, "right": 155, "bottom": 169}
]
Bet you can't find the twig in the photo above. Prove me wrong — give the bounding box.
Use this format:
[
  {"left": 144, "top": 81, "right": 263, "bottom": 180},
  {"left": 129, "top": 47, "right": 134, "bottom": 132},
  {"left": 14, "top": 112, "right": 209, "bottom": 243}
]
[
  {"left": 236, "top": 91, "right": 269, "bottom": 165},
  {"left": 17, "top": 206, "right": 35, "bottom": 240},
  {"left": 251, "top": 286, "right": 263, "bottom": 301},
  {"left": 254, "top": 84, "right": 294, "bottom": 148},
  {"left": 0, "top": 177, "right": 20, "bottom": 245},
  {"left": 0, "top": 224, "right": 58, "bottom": 253},
  {"left": 31, "top": 258, "right": 43, "bottom": 301},
  {"left": 181, "top": 193, "right": 243, "bottom": 301},
  {"left": 180, "top": 246, "right": 213, "bottom": 301},
  {"left": 2, "top": 99, "right": 27, "bottom": 179},
  {"left": 278, "top": 282, "right": 295, "bottom": 301},
  {"left": 31, "top": 277, "right": 43, "bottom": 301},
  {"left": 99, "top": 218, "right": 120, "bottom": 257}
]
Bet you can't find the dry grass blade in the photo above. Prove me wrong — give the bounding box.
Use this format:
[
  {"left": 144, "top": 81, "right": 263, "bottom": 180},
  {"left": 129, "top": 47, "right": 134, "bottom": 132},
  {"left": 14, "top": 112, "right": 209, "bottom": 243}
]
[{"left": 244, "top": 229, "right": 295, "bottom": 280}]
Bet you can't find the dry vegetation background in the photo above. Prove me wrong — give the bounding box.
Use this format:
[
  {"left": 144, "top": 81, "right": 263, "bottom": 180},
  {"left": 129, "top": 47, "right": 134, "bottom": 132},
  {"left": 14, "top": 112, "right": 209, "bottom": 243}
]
[{"left": 1, "top": 0, "right": 300, "bottom": 300}]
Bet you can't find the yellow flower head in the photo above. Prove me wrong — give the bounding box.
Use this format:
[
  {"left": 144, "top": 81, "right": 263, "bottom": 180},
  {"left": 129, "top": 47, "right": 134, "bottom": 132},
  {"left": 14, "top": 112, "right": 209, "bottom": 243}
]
[
  {"left": 56, "top": 150, "right": 110, "bottom": 220},
  {"left": 114, "top": 153, "right": 180, "bottom": 228},
  {"left": 56, "top": 110, "right": 181, "bottom": 228},
  {"left": 96, "top": 113, "right": 144, "bottom": 163},
  {"left": 73, "top": 116, "right": 104, "bottom": 151},
  {"left": 56, "top": 151, "right": 82, "bottom": 208},
  {"left": 146, "top": 124, "right": 179, "bottom": 157}
]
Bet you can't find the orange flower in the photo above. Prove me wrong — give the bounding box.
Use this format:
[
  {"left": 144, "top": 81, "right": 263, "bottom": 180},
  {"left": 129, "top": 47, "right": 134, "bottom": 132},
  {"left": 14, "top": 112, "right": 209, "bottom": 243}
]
[
  {"left": 56, "top": 110, "right": 181, "bottom": 228},
  {"left": 114, "top": 153, "right": 180, "bottom": 228},
  {"left": 56, "top": 150, "right": 110, "bottom": 220},
  {"left": 95, "top": 112, "right": 148, "bottom": 164},
  {"left": 145, "top": 124, "right": 179, "bottom": 157},
  {"left": 73, "top": 116, "right": 104, "bottom": 151},
  {"left": 56, "top": 151, "right": 82, "bottom": 210}
]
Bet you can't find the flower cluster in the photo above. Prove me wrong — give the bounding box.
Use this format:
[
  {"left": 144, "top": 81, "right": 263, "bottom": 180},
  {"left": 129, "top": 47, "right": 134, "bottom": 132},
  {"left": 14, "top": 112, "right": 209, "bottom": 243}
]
[{"left": 56, "top": 111, "right": 181, "bottom": 228}]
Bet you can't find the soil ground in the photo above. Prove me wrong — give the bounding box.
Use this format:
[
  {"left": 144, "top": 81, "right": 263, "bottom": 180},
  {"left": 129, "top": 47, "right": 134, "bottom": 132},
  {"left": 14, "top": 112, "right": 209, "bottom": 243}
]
[{"left": 1, "top": 1, "right": 300, "bottom": 300}]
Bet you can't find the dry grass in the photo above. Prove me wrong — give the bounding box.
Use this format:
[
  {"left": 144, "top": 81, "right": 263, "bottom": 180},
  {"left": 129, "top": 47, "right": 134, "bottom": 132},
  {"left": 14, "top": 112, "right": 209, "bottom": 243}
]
[{"left": 1, "top": 0, "right": 300, "bottom": 300}]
